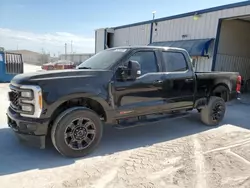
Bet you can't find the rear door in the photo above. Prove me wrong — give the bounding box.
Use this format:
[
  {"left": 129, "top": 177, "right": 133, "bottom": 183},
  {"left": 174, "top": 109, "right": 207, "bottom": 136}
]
[{"left": 161, "top": 50, "right": 196, "bottom": 110}]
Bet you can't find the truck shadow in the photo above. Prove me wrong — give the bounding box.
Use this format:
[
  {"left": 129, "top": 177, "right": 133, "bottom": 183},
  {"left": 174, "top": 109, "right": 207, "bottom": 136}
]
[{"left": 0, "top": 101, "right": 249, "bottom": 176}]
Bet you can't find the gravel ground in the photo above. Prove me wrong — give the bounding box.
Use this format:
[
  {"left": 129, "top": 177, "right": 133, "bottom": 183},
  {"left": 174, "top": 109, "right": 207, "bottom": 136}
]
[{"left": 0, "top": 65, "right": 250, "bottom": 188}]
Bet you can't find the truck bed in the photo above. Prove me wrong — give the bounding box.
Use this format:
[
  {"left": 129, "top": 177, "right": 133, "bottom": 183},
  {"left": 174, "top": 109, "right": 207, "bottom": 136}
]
[{"left": 195, "top": 71, "right": 239, "bottom": 101}]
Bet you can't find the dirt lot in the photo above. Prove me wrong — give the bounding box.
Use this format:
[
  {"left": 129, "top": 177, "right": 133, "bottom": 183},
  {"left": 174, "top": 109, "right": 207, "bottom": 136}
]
[{"left": 0, "top": 65, "right": 250, "bottom": 188}]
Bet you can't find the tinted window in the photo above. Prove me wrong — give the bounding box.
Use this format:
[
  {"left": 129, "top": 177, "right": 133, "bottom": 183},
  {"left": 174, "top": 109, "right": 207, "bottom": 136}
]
[
  {"left": 128, "top": 51, "right": 158, "bottom": 75},
  {"left": 163, "top": 52, "right": 187, "bottom": 72}
]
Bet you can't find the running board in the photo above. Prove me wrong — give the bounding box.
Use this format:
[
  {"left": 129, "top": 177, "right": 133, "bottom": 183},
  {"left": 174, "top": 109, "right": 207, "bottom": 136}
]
[{"left": 113, "top": 112, "right": 190, "bottom": 129}]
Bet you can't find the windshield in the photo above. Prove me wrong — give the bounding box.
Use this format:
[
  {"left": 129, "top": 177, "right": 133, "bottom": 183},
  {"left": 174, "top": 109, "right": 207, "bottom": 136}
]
[{"left": 77, "top": 48, "right": 128, "bottom": 69}]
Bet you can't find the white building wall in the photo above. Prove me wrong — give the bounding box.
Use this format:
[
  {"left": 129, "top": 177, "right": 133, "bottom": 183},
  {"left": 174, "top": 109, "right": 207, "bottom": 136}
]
[
  {"left": 114, "top": 24, "right": 151, "bottom": 47},
  {"left": 95, "top": 29, "right": 106, "bottom": 53},
  {"left": 152, "top": 6, "right": 250, "bottom": 42},
  {"left": 195, "top": 40, "right": 215, "bottom": 72},
  {"left": 114, "top": 27, "right": 130, "bottom": 46},
  {"left": 196, "top": 57, "right": 213, "bottom": 72},
  {"left": 113, "top": 5, "right": 250, "bottom": 47}
]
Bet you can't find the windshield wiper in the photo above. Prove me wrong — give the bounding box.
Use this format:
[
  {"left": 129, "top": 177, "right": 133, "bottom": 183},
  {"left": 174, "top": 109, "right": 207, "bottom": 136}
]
[{"left": 78, "top": 66, "right": 92, "bottom": 69}]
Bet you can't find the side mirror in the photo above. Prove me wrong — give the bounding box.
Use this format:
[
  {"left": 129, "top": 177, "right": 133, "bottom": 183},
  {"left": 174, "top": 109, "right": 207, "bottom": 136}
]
[
  {"left": 116, "top": 65, "right": 129, "bottom": 81},
  {"left": 127, "top": 60, "right": 141, "bottom": 80},
  {"left": 116, "top": 60, "right": 141, "bottom": 81}
]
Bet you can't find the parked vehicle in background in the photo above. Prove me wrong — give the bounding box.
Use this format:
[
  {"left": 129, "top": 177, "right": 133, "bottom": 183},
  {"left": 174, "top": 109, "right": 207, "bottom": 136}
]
[
  {"left": 41, "top": 60, "right": 76, "bottom": 70},
  {"left": 7, "top": 46, "right": 241, "bottom": 158}
]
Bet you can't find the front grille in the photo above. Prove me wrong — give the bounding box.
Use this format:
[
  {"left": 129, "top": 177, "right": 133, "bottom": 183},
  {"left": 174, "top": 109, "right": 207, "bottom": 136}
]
[{"left": 9, "top": 87, "right": 21, "bottom": 111}]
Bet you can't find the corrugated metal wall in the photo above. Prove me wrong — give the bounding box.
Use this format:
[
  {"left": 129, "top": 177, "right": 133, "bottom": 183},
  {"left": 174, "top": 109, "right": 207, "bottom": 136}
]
[
  {"left": 194, "top": 40, "right": 214, "bottom": 72},
  {"left": 215, "top": 19, "right": 250, "bottom": 80},
  {"left": 216, "top": 54, "right": 250, "bottom": 79},
  {"left": 152, "top": 6, "right": 250, "bottom": 42},
  {"left": 113, "top": 24, "right": 151, "bottom": 47},
  {"left": 112, "top": 5, "right": 250, "bottom": 46},
  {"left": 196, "top": 57, "right": 213, "bottom": 72}
]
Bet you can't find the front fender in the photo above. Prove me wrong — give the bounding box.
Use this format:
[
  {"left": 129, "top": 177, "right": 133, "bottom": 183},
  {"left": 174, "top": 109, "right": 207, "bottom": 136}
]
[{"left": 42, "top": 90, "right": 113, "bottom": 121}]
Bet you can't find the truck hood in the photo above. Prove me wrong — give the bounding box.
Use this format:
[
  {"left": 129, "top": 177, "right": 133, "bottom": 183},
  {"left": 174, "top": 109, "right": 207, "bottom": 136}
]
[{"left": 11, "top": 69, "right": 113, "bottom": 86}]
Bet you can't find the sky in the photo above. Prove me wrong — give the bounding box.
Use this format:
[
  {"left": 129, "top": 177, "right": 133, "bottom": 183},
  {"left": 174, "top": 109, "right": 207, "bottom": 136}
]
[{"left": 0, "top": 0, "right": 245, "bottom": 55}]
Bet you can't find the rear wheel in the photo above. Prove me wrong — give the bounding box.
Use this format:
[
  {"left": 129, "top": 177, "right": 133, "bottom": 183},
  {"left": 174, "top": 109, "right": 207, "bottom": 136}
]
[
  {"left": 201, "top": 96, "right": 226, "bottom": 126},
  {"left": 51, "top": 107, "right": 103, "bottom": 158}
]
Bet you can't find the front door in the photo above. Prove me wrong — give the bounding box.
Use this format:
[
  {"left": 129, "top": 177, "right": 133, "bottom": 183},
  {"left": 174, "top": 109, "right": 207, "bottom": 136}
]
[{"left": 113, "top": 50, "right": 166, "bottom": 117}]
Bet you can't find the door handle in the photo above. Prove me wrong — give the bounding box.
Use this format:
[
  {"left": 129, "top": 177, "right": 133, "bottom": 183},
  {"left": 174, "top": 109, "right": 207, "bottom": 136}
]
[
  {"left": 185, "top": 78, "right": 194, "bottom": 82},
  {"left": 154, "top": 80, "right": 163, "bottom": 84}
]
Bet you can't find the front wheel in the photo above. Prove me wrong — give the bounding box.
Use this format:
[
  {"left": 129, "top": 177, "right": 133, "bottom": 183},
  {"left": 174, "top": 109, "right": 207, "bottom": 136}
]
[
  {"left": 200, "top": 96, "right": 226, "bottom": 126},
  {"left": 51, "top": 107, "right": 103, "bottom": 158}
]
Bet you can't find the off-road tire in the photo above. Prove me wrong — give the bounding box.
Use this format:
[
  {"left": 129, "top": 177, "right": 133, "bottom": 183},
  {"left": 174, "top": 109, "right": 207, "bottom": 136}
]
[
  {"left": 51, "top": 107, "right": 103, "bottom": 158},
  {"left": 201, "top": 96, "right": 226, "bottom": 126}
]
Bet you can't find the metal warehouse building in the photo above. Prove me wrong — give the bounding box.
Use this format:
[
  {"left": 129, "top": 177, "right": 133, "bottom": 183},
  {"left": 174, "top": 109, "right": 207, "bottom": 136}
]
[{"left": 95, "top": 1, "right": 250, "bottom": 81}]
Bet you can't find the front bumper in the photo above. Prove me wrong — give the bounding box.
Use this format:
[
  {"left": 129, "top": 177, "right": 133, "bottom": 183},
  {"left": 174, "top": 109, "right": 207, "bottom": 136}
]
[{"left": 7, "top": 107, "right": 50, "bottom": 149}]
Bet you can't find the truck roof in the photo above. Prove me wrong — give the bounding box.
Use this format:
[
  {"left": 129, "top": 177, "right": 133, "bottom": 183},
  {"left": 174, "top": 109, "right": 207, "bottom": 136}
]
[{"left": 107, "top": 45, "right": 188, "bottom": 53}]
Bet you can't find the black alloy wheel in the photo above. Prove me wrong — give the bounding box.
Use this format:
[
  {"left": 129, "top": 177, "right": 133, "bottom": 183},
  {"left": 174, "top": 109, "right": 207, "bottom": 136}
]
[
  {"left": 211, "top": 102, "right": 225, "bottom": 122},
  {"left": 51, "top": 107, "right": 103, "bottom": 158},
  {"left": 201, "top": 96, "right": 226, "bottom": 126},
  {"left": 64, "top": 118, "right": 96, "bottom": 150}
]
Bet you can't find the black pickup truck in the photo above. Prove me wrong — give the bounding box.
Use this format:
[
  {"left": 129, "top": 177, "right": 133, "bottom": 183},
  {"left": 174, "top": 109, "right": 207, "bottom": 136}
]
[{"left": 7, "top": 46, "right": 241, "bottom": 157}]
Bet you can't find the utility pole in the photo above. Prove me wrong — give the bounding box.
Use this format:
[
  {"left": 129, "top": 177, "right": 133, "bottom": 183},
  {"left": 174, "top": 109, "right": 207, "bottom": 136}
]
[
  {"left": 150, "top": 11, "right": 156, "bottom": 44},
  {"left": 71, "top": 40, "right": 73, "bottom": 54},
  {"left": 152, "top": 11, "right": 156, "bottom": 20},
  {"left": 65, "top": 43, "right": 67, "bottom": 60},
  {"left": 41, "top": 48, "right": 45, "bottom": 65}
]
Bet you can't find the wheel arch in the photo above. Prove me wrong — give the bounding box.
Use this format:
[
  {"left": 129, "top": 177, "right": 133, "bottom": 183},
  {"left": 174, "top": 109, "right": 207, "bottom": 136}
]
[
  {"left": 195, "top": 83, "right": 230, "bottom": 109},
  {"left": 47, "top": 95, "right": 112, "bottom": 130},
  {"left": 210, "top": 83, "right": 230, "bottom": 101}
]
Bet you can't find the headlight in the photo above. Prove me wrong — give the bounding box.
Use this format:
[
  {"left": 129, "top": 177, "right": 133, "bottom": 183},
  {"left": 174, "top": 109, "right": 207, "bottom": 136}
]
[
  {"left": 21, "top": 90, "right": 32, "bottom": 98},
  {"left": 20, "top": 85, "right": 42, "bottom": 118},
  {"left": 21, "top": 104, "right": 33, "bottom": 112}
]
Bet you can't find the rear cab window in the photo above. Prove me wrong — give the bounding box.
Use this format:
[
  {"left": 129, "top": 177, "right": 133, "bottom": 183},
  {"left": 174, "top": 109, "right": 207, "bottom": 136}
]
[{"left": 162, "top": 51, "right": 188, "bottom": 72}]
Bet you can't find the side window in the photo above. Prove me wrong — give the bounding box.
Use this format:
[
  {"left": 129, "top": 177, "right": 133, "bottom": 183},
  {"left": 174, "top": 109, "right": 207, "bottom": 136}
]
[
  {"left": 163, "top": 52, "right": 188, "bottom": 72},
  {"left": 128, "top": 51, "right": 158, "bottom": 75}
]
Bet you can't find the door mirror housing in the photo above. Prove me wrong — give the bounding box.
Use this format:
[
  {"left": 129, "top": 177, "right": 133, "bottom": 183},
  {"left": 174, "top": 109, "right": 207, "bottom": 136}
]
[
  {"left": 128, "top": 60, "right": 141, "bottom": 79},
  {"left": 116, "top": 60, "right": 141, "bottom": 81}
]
